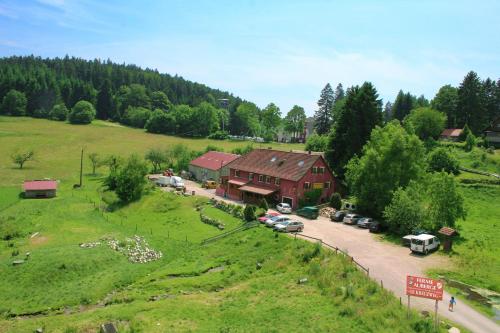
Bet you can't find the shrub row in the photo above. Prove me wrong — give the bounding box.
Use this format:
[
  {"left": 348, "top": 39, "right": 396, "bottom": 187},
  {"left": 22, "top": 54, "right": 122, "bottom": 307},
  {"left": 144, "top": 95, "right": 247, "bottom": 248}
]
[
  {"left": 209, "top": 198, "right": 244, "bottom": 219},
  {"left": 200, "top": 213, "right": 225, "bottom": 230}
]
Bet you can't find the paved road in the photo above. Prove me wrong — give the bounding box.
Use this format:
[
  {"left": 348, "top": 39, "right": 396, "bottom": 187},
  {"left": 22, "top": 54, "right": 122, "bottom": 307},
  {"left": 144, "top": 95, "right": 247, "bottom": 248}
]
[{"left": 179, "top": 180, "right": 499, "bottom": 333}]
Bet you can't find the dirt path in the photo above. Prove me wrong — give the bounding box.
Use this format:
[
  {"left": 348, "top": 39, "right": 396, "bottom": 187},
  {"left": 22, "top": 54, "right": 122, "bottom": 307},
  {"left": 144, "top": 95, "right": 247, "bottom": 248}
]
[{"left": 176, "top": 180, "right": 499, "bottom": 333}]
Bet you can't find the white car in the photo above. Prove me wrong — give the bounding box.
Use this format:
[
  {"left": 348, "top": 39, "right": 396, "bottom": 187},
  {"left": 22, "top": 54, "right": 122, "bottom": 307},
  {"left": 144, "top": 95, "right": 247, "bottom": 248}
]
[
  {"left": 276, "top": 203, "right": 292, "bottom": 214},
  {"left": 410, "top": 234, "right": 440, "bottom": 254},
  {"left": 274, "top": 220, "right": 304, "bottom": 233},
  {"left": 265, "top": 215, "right": 290, "bottom": 228}
]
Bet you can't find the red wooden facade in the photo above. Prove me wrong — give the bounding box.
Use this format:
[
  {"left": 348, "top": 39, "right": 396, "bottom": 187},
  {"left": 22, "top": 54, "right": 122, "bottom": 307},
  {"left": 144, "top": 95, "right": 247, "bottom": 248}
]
[{"left": 218, "top": 149, "right": 336, "bottom": 209}]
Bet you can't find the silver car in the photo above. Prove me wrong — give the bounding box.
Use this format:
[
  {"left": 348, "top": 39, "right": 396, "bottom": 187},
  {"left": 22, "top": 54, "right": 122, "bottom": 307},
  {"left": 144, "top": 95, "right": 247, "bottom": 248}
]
[
  {"left": 343, "top": 213, "right": 362, "bottom": 225},
  {"left": 265, "top": 215, "right": 290, "bottom": 228},
  {"left": 357, "top": 217, "right": 374, "bottom": 228},
  {"left": 274, "top": 220, "right": 304, "bottom": 232}
]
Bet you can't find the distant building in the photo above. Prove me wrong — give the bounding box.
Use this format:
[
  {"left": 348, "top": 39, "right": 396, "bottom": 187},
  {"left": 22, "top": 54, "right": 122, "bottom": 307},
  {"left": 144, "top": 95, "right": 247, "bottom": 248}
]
[
  {"left": 23, "top": 180, "right": 57, "bottom": 198},
  {"left": 440, "top": 128, "right": 463, "bottom": 141},
  {"left": 219, "top": 148, "right": 336, "bottom": 209},
  {"left": 484, "top": 117, "right": 500, "bottom": 147},
  {"left": 276, "top": 117, "right": 316, "bottom": 143},
  {"left": 188, "top": 151, "right": 240, "bottom": 182}
]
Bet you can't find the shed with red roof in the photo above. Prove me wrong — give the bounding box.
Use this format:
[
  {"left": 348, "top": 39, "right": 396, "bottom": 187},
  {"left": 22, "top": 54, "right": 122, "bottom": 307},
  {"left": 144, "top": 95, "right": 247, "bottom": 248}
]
[
  {"left": 188, "top": 151, "right": 240, "bottom": 182},
  {"left": 23, "top": 180, "right": 57, "bottom": 198},
  {"left": 440, "top": 128, "right": 463, "bottom": 141}
]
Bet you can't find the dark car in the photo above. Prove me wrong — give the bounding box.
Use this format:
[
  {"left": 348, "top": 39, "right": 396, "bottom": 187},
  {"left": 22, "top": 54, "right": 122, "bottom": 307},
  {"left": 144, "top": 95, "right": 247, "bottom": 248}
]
[
  {"left": 369, "top": 221, "right": 387, "bottom": 233},
  {"left": 330, "top": 210, "right": 346, "bottom": 222},
  {"left": 296, "top": 206, "right": 319, "bottom": 219}
]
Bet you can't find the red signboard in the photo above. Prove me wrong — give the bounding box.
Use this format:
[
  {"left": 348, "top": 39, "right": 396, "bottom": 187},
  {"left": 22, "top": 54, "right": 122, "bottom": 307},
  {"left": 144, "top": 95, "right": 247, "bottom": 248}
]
[{"left": 406, "top": 275, "right": 444, "bottom": 300}]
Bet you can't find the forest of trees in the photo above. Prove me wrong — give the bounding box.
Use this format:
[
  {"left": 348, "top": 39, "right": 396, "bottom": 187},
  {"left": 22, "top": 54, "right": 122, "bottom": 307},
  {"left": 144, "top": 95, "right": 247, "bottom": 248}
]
[{"left": 0, "top": 56, "right": 311, "bottom": 140}]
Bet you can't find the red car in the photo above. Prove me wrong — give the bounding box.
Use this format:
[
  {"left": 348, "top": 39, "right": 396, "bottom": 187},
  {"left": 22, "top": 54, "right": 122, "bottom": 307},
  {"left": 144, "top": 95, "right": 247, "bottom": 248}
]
[{"left": 258, "top": 212, "right": 279, "bottom": 223}]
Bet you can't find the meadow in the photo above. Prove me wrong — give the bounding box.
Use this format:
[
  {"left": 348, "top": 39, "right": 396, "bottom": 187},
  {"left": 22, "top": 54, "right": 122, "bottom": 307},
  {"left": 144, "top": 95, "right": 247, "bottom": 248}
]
[
  {"left": 0, "top": 177, "right": 442, "bottom": 332},
  {"left": 0, "top": 116, "right": 304, "bottom": 187}
]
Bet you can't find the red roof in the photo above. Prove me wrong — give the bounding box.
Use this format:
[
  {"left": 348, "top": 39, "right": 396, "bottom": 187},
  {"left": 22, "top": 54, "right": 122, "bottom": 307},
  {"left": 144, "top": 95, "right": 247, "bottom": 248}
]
[
  {"left": 23, "top": 180, "right": 57, "bottom": 191},
  {"left": 227, "top": 149, "right": 329, "bottom": 181},
  {"left": 438, "top": 227, "right": 457, "bottom": 236},
  {"left": 441, "top": 128, "right": 463, "bottom": 137},
  {"left": 189, "top": 151, "right": 240, "bottom": 171}
]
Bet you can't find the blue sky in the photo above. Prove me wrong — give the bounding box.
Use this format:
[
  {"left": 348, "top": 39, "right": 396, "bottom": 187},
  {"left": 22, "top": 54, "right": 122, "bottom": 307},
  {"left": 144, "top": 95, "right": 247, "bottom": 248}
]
[{"left": 0, "top": 0, "right": 499, "bottom": 115}]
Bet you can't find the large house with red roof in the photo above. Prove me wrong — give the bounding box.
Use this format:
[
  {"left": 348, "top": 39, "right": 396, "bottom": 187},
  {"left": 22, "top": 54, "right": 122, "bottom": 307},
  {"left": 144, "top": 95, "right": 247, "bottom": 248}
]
[
  {"left": 23, "top": 180, "right": 57, "bottom": 198},
  {"left": 188, "top": 151, "right": 240, "bottom": 182},
  {"left": 219, "top": 148, "right": 336, "bottom": 209}
]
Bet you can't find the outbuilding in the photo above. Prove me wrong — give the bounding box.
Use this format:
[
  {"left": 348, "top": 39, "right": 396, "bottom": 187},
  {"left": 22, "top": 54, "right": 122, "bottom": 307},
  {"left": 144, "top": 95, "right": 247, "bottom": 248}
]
[
  {"left": 188, "top": 151, "right": 240, "bottom": 182},
  {"left": 440, "top": 128, "right": 463, "bottom": 141},
  {"left": 23, "top": 180, "right": 57, "bottom": 198}
]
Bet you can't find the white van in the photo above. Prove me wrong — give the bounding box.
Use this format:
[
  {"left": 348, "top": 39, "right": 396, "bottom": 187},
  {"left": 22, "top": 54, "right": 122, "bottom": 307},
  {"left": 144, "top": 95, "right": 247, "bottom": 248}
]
[
  {"left": 410, "top": 234, "right": 440, "bottom": 254},
  {"left": 170, "top": 176, "right": 185, "bottom": 190},
  {"left": 156, "top": 176, "right": 171, "bottom": 187}
]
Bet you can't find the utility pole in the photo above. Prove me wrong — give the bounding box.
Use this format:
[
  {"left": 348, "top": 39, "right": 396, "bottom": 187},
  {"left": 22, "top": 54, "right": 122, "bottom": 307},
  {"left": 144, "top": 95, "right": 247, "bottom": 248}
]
[{"left": 79, "top": 147, "right": 84, "bottom": 187}]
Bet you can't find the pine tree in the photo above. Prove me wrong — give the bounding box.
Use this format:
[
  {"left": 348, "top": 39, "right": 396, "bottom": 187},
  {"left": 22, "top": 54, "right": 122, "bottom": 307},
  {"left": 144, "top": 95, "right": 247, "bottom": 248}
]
[
  {"left": 314, "top": 83, "right": 334, "bottom": 135},
  {"left": 334, "top": 83, "right": 345, "bottom": 102},
  {"left": 325, "top": 82, "right": 382, "bottom": 178},
  {"left": 392, "top": 90, "right": 415, "bottom": 121},
  {"left": 483, "top": 78, "right": 499, "bottom": 124},
  {"left": 96, "top": 79, "right": 113, "bottom": 120},
  {"left": 457, "top": 71, "right": 487, "bottom": 134},
  {"left": 383, "top": 101, "right": 392, "bottom": 123}
]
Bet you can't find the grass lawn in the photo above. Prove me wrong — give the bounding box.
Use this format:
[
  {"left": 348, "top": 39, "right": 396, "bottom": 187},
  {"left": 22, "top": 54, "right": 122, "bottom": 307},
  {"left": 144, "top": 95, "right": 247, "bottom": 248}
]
[
  {"left": 0, "top": 176, "right": 447, "bottom": 332},
  {"left": 0, "top": 116, "right": 304, "bottom": 187}
]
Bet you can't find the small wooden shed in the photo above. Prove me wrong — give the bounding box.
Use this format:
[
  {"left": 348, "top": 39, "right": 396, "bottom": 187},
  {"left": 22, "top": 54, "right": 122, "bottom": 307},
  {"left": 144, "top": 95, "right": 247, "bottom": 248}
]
[
  {"left": 438, "top": 227, "right": 458, "bottom": 252},
  {"left": 23, "top": 180, "right": 57, "bottom": 198}
]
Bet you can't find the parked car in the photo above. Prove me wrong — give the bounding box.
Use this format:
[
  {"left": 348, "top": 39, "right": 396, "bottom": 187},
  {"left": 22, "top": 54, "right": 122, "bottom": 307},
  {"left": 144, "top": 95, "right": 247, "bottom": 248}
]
[
  {"left": 258, "top": 212, "right": 280, "bottom": 223},
  {"left": 265, "top": 215, "right": 290, "bottom": 227},
  {"left": 170, "top": 176, "right": 185, "bottom": 190},
  {"left": 276, "top": 203, "right": 292, "bottom": 214},
  {"left": 296, "top": 206, "right": 319, "bottom": 219},
  {"left": 202, "top": 180, "right": 217, "bottom": 189},
  {"left": 410, "top": 234, "right": 440, "bottom": 254},
  {"left": 330, "top": 210, "right": 346, "bottom": 222},
  {"left": 357, "top": 217, "right": 374, "bottom": 228},
  {"left": 369, "top": 221, "right": 387, "bottom": 233},
  {"left": 274, "top": 220, "right": 304, "bottom": 233},
  {"left": 343, "top": 213, "right": 362, "bottom": 225}
]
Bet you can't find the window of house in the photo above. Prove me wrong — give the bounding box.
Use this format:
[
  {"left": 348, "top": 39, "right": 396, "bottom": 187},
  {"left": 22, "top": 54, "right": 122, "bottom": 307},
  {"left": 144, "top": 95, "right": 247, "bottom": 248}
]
[
  {"left": 324, "top": 181, "right": 331, "bottom": 189},
  {"left": 275, "top": 177, "right": 281, "bottom": 185},
  {"left": 312, "top": 166, "right": 318, "bottom": 174},
  {"left": 304, "top": 182, "right": 311, "bottom": 189},
  {"left": 235, "top": 170, "right": 240, "bottom": 178},
  {"left": 319, "top": 167, "right": 325, "bottom": 174},
  {"left": 266, "top": 176, "right": 271, "bottom": 184},
  {"left": 258, "top": 175, "right": 264, "bottom": 182},
  {"left": 249, "top": 173, "right": 254, "bottom": 180}
]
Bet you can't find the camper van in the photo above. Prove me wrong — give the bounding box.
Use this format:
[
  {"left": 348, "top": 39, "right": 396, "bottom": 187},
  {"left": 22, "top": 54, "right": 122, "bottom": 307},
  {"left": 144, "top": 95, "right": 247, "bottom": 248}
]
[{"left": 410, "top": 234, "right": 440, "bottom": 254}]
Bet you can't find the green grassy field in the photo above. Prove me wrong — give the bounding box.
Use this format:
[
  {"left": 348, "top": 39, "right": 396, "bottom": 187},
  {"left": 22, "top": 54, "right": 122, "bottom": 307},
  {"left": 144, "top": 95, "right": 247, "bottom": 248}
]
[
  {"left": 0, "top": 178, "right": 443, "bottom": 333},
  {"left": 0, "top": 116, "right": 304, "bottom": 187}
]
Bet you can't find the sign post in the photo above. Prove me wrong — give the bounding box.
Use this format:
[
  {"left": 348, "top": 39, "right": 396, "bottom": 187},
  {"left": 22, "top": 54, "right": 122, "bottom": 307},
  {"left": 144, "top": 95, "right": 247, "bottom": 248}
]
[{"left": 406, "top": 275, "right": 444, "bottom": 332}]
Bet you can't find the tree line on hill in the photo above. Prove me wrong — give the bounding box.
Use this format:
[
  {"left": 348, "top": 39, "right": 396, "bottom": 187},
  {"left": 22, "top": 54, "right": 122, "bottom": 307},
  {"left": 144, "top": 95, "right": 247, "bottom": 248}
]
[{"left": 0, "top": 56, "right": 308, "bottom": 140}]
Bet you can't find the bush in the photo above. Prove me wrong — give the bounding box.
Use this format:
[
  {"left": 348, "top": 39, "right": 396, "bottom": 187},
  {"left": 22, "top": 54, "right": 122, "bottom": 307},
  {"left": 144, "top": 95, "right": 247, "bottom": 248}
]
[
  {"left": 68, "top": 100, "right": 96, "bottom": 124},
  {"left": 464, "top": 132, "right": 476, "bottom": 152},
  {"left": 200, "top": 213, "right": 225, "bottom": 230},
  {"left": 122, "top": 106, "right": 152, "bottom": 128},
  {"left": 427, "top": 147, "right": 459, "bottom": 174},
  {"left": 329, "top": 193, "right": 342, "bottom": 210},
  {"left": 33, "top": 108, "right": 50, "bottom": 119},
  {"left": 305, "top": 134, "right": 328, "bottom": 152},
  {"left": 49, "top": 104, "right": 69, "bottom": 121},
  {"left": 1, "top": 89, "right": 27, "bottom": 116},
  {"left": 300, "top": 189, "right": 322, "bottom": 207},
  {"left": 259, "top": 198, "right": 269, "bottom": 211},
  {"left": 145, "top": 109, "right": 176, "bottom": 134},
  {"left": 112, "top": 155, "right": 148, "bottom": 202},
  {"left": 243, "top": 205, "right": 257, "bottom": 222},
  {"left": 208, "top": 130, "right": 229, "bottom": 140}
]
